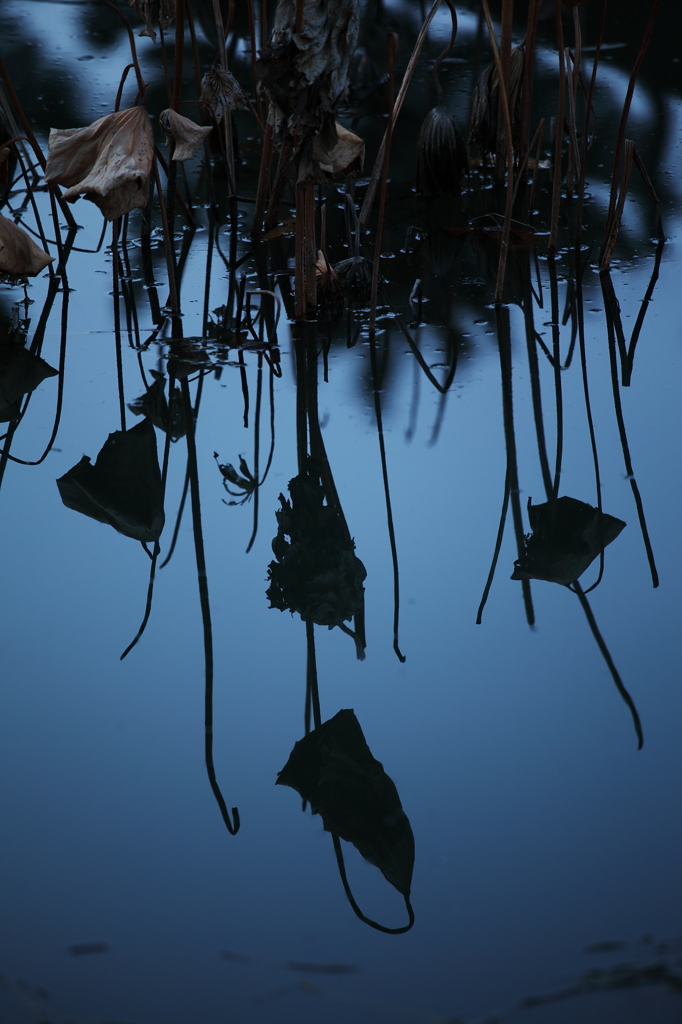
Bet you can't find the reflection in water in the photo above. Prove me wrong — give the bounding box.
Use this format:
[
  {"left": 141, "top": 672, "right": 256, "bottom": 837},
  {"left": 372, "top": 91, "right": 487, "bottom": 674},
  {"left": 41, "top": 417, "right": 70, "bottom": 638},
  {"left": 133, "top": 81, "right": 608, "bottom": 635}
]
[
  {"left": 56, "top": 417, "right": 165, "bottom": 543},
  {"left": 278, "top": 708, "right": 415, "bottom": 934},
  {"left": 0, "top": 0, "right": 680, "bottom": 1017}
]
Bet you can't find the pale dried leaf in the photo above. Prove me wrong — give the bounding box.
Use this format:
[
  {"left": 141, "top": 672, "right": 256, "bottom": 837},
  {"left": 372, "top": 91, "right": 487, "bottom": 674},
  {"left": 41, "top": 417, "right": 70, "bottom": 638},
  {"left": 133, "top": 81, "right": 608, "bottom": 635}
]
[
  {"left": 0, "top": 214, "right": 54, "bottom": 276},
  {"left": 313, "top": 123, "right": 364, "bottom": 176},
  {"left": 200, "top": 67, "right": 248, "bottom": 123},
  {"left": 159, "top": 108, "right": 212, "bottom": 161},
  {"left": 45, "top": 107, "right": 154, "bottom": 221}
]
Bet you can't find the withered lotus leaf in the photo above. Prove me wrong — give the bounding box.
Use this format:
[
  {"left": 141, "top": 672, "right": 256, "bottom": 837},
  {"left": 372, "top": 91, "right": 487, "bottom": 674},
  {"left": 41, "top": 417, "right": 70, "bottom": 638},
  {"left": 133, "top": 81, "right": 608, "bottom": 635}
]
[
  {"left": 469, "top": 45, "right": 525, "bottom": 157},
  {"left": 416, "top": 106, "right": 468, "bottom": 196},
  {"left": 256, "top": 0, "right": 360, "bottom": 149},
  {"left": 0, "top": 343, "right": 58, "bottom": 421},
  {"left": 45, "top": 107, "right": 154, "bottom": 221},
  {"left": 56, "top": 418, "right": 165, "bottom": 543},
  {"left": 277, "top": 709, "right": 415, "bottom": 898},
  {"left": 199, "top": 67, "right": 249, "bottom": 123},
  {"left": 511, "top": 496, "right": 626, "bottom": 586},
  {"left": 159, "top": 109, "right": 212, "bottom": 161},
  {"left": 0, "top": 214, "right": 54, "bottom": 276},
  {"left": 126, "top": 0, "right": 175, "bottom": 43}
]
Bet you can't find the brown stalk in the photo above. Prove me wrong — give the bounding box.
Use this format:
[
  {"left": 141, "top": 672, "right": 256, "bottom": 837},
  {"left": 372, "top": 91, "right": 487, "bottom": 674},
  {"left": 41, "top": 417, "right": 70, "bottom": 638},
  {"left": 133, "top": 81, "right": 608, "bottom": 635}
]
[
  {"left": 211, "top": 0, "right": 237, "bottom": 192},
  {"left": 246, "top": 0, "right": 264, "bottom": 131},
  {"left": 172, "top": 0, "right": 185, "bottom": 112},
  {"left": 599, "top": 0, "right": 662, "bottom": 267},
  {"left": 251, "top": 121, "right": 274, "bottom": 239},
  {"left": 359, "top": 0, "right": 443, "bottom": 231},
  {"left": 369, "top": 33, "right": 399, "bottom": 332},
  {"left": 548, "top": 0, "right": 566, "bottom": 255},
  {"left": 574, "top": 0, "right": 607, "bottom": 246},
  {"left": 519, "top": 0, "right": 540, "bottom": 164},
  {"left": 495, "top": 0, "right": 513, "bottom": 182},
  {"left": 563, "top": 48, "right": 581, "bottom": 198},
  {"left": 600, "top": 138, "right": 634, "bottom": 270},
  {"left": 479, "top": 0, "right": 515, "bottom": 304}
]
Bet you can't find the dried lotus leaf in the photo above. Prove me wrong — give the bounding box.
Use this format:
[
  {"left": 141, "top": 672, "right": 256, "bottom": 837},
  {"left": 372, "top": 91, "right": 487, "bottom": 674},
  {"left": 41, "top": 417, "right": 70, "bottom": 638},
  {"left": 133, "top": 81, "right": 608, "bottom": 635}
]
[
  {"left": 0, "top": 214, "right": 54, "bottom": 276},
  {"left": 45, "top": 107, "right": 153, "bottom": 221},
  {"left": 200, "top": 67, "right": 249, "bottom": 123},
  {"left": 159, "top": 109, "right": 212, "bottom": 161}
]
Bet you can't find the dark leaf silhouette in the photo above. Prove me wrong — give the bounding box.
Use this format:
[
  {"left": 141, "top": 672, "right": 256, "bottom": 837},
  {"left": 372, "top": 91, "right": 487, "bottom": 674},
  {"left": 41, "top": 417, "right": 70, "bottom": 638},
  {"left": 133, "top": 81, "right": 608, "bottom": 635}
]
[
  {"left": 56, "top": 418, "right": 164, "bottom": 542},
  {"left": 267, "top": 467, "right": 366, "bottom": 628},
  {"left": 469, "top": 45, "right": 524, "bottom": 158},
  {"left": 0, "top": 343, "right": 58, "bottom": 421},
  {"left": 512, "top": 496, "right": 626, "bottom": 586},
  {"left": 277, "top": 709, "right": 414, "bottom": 898},
  {"left": 128, "top": 371, "right": 185, "bottom": 439}
]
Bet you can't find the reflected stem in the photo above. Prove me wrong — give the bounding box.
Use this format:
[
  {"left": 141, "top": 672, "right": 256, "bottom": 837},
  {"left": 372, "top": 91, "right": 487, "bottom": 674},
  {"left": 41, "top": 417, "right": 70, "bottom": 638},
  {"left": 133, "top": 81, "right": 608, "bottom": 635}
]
[
  {"left": 572, "top": 580, "right": 643, "bottom": 750},
  {"left": 182, "top": 375, "right": 240, "bottom": 835},
  {"left": 604, "top": 296, "right": 659, "bottom": 589},
  {"left": 331, "top": 835, "right": 415, "bottom": 935},
  {"left": 369, "top": 331, "right": 406, "bottom": 662},
  {"left": 476, "top": 468, "right": 510, "bottom": 624},
  {"left": 496, "top": 306, "right": 535, "bottom": 626}
]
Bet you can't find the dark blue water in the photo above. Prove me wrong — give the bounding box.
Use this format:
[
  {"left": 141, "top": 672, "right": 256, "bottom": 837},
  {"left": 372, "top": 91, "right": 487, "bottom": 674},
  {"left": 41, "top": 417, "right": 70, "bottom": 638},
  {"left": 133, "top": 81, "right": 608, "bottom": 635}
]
[{"left": 1, "top": 2, "right": 681, "bottom": 1022}]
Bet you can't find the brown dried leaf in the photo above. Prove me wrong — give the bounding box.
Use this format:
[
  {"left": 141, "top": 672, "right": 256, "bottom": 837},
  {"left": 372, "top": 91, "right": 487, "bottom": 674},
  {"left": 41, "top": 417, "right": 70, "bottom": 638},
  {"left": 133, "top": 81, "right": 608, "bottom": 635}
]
[
  {"left": 469, "top": 45, "right": 525, "bottom": 157},
  {"left": 45, "top": 107, "right": 154, "bottom": 221},
  {"left": 0, "top": 213, "right": 54, "bottom": 276},
  {"left": 159, "top": 109, "right": 212, "bottom": 161},
  {"left": 200, "top": 67, "right": 249, "bottom": 123}
]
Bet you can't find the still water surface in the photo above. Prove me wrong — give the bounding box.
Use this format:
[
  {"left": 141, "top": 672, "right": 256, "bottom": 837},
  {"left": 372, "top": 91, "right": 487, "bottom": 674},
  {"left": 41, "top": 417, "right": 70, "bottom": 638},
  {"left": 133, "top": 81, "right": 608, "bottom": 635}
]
[{"left": 0, "top": 1, "right": 681, "bottom": 1022}]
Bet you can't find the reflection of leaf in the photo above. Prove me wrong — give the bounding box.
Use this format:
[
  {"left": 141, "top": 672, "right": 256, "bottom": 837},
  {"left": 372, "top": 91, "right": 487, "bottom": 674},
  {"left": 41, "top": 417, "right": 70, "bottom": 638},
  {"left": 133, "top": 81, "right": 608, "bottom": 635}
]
[
  {"left": 128, "top": 371, "right": 185, "bottom": 439},
  {"left": 0, "top": 214, "right": 54, "bottom": 277},
  {"left": 0, "top": 343, "right": 58, "bottom": 420},
  {"left": 56, "top": 418, "right": 164, "bottom": 542},
  {"left": 511, "top": 496, "right": 625, "bottom": 586},
  {"left": 277, "top": 709, "right": 414, "bottom": 898},
  {"left": 267, "top": 467, "right": 366, "bottom": 627},
  {"left": 45, "top": 108, "right": 154, "bottom": 221}
]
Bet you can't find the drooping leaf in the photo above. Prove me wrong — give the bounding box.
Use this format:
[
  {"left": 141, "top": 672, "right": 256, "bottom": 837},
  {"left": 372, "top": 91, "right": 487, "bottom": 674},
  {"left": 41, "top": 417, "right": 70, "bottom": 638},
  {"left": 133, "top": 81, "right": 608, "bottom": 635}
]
[
  {"left": 45, "top": 107, "right": 154, "bottom": 221},
  {"left": 56, "top": 418, "right": 165, "bottom": 542},
  {"left": 199, "top": 67, "right": 249, "bottom": 123},
  {"left": 267, "top": 465, "right": 366, "bottom": 628},
  {"left": 256, "top": 0, "right": 360, "bottom": 156},
  {"left": 511, "top": 496, "right": 626, "bottom": 586},
  {"left": 0, "top": 342, "right": 58, "bottom": 420},
  {"left": 277, "top": 709, "right": 415, "bottom": 898},
  {"left": 0, "top": 214, "right": 54, "bottom": 277},
  {"left": 159, "top": 109, "right": 212, "bottom": 161}
]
